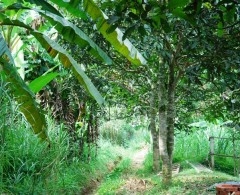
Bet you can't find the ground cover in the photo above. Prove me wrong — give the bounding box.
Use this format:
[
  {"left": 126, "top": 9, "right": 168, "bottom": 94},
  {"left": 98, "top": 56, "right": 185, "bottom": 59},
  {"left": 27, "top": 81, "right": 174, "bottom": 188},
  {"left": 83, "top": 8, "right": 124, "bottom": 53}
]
[{"left": 87, "top": 143, "right": 240, "bottom": 195}]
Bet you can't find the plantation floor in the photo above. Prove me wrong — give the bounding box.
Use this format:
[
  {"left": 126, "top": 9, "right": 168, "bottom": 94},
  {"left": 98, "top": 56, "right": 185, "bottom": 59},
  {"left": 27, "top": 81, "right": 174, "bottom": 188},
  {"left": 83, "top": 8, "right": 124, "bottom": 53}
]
[
  {"left": 116, "top": 145, "right": 150, "bottom": 194},
  {"left": 85, "top": 144, "right": 240, "bottom": 195}
]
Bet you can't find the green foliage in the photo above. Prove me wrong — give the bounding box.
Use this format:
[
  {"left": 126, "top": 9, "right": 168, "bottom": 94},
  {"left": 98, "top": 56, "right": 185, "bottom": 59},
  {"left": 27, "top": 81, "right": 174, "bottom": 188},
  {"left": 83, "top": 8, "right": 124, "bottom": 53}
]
[
  {"left": 174, "top": 130, "right": 209, "bottom": 163},
  {"left": 31, "top": 31, "right": 105, "bottom": 105},
  {"left": 100, "top": 120, "right": 135, "bottom": 148},
  {"left": 168, "top": 0, "right": 191, "bottom": 10},
  {"left": 174, "top": 121, "right": 240, "bottom": 175},
  {"left": 0, "top": 57, "right": 47, "bottom": 140},
  {"left": 0, "top": 98, "right": 120, "bottom": 194},
  {"left": 1, "top": 0, "right": 147, "bottom": 140}
]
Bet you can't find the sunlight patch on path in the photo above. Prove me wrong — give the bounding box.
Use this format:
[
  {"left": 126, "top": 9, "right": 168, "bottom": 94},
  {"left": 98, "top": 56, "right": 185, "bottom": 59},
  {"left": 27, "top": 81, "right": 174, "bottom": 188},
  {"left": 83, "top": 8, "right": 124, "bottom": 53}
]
[
  {"left": 186, "top": 160, "right": 213, "bottom": 173},
  {"left": 117, "top": 177, "right": 151, "bottom": 194}
]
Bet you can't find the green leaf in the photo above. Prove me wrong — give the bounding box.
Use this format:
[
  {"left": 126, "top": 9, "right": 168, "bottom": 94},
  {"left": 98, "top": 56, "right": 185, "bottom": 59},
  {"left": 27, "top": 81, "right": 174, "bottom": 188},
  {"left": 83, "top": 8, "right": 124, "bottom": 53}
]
[
  {"left": 168, "top": 0, "right": 190, "bottom": 10},
  {"left": 0, "top": 12, "right": 33, "bottom": 30},
  {"left": 128, "top": 12, "right": 139, "bottom": 20},
  {"left": 18, "top": 0, "right": 62, "bottom": 16},
  {"left": 196, "top": 0, "right": 202, "bottom": 14},
  {"left": 160, "top": 18, "right": 171, "bottom": 33},
  {"left": 171, "top": 8, "right": 196, "bottom": 25},
  {"left": 123, "top": 24, "right": 137, "bottom": 41},
  {"left": 217, "top": 22, "right": 224, "bottom": 37},
  {"left": 1, "top": 60, "right": 48, "bottom": 140},
  {"left": 49, "top": 0, "right": 87, "bottom": 19},
  {"left": 83, "top": 0, "right": 147, "bottom": 66},
  {"left": 38, "top": 10, "right": 112, "bottom": 65},
  {"left": 106, "top": 24, "right": 118, "bottom": 34},
  {"left": 29, "top": 72, "right": 59, "bottom": 93},
  {"left": 138, "top": 26, "right": 147, "bottom": 36},
  {"left": 0, "top": 34, "right": 47, "bottom": 140},
  {"left": 0, "top": 35, "right": 14, "bottom": 62}
]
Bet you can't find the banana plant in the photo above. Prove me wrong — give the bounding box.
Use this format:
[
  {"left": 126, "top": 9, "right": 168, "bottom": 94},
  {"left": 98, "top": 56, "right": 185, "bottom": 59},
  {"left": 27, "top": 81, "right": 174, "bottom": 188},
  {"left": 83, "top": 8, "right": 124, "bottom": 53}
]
[
  {"left": 82, "top": 0, "right": 147, "bottom": 66},
  {"left": 0, "top": 34, "right": 47, "bottom": 140},
  {"left": 0, "top": 0, "right": 146, "bottom": 140}
]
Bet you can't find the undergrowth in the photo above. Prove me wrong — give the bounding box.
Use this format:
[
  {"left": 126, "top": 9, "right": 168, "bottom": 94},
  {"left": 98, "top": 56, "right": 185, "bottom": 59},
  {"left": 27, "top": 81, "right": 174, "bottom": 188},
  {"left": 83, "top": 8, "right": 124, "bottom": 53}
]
[{"left": 0, "top": 86, "right": 123, "bottom": 195}]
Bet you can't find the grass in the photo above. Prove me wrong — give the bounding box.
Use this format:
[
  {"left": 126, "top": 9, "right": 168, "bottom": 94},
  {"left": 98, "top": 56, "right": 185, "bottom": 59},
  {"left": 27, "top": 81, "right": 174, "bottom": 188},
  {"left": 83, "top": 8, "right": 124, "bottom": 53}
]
[
  {"left": 174, "top": 121, "right": 240, "bottom": 176},
  {"left": 0, "top": 124, "right": 126, "bottom": 194},
  {"left": 91, "top": 139, "right": 240, "bottom": 195},
  {"left": 96, "top": 158, "right": 131, "bottom": 195},
  {"left": 99, "top": 119, "right": 149, "bottom": 148},
  {"left": 144, "top": 169, "right": 240, "bottom": 195}
]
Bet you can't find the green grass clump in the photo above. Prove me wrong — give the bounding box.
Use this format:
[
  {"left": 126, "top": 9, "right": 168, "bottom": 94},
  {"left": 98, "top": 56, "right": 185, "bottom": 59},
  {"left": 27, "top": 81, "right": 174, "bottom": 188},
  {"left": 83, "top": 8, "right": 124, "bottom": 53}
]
[
  {"left": 137, "top": 152, "right": 155, "bottom": 176},
  {"left": 174, "top": 121, "right": 240, "bottom": 176},
  {"left": 96, "top": 158, "right": 132, "bottom": 195}
]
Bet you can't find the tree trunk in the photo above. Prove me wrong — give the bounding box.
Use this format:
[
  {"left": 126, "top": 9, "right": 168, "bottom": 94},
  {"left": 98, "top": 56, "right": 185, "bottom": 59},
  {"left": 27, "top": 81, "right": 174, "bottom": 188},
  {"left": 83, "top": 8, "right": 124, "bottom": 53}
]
[
  {"left": 158, "top": 64, "right": 172, "bottom": 185},
  {"left": 149, "top": 85, "right": 160, "bottom": 172},
  {"left": 158, "top": 60, "right": 176, "bottom": 186},
  {"left": 166, "top": 61, "right": 176, "bottom": 171}
]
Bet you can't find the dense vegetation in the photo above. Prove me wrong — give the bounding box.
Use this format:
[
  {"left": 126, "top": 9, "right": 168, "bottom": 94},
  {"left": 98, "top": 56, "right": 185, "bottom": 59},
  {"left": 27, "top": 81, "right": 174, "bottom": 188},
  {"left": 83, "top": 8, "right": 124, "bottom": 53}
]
[{"left": 0, "top": 0, "right": 240, "bottom": 194}]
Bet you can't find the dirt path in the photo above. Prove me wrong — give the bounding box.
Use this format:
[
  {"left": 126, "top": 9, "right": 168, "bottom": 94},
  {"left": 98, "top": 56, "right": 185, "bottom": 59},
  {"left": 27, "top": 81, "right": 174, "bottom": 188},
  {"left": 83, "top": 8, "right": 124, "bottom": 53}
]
[
  {"left": 131, "top": 145, "right": 149, "bottom": 170},
  {"left": 85, "top": 145, "right": 150, "bottom": 195},
  {"left": 117, "top": 145, "right": 151, "bottom": 194}
]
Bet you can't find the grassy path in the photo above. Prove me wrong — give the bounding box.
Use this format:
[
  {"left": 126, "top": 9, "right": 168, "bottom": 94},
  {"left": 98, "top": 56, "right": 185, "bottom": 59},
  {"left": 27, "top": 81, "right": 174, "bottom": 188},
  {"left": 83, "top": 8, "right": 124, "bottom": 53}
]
[
  {"left": 83, "top": 144, "right": 240, "bottom": 195},
  {"left": 87, "top": 145, "right": 149, "bottom": 195}
]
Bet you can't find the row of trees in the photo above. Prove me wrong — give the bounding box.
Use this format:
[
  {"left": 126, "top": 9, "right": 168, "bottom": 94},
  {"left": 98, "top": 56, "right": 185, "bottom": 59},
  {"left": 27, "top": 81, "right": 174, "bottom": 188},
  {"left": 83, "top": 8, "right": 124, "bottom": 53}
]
[
  {"left": 0, "top": 0, "right": 239, "bottom": 186},
  {"left": 99, "top": 0, "right": 239, "bottom": 184}
]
